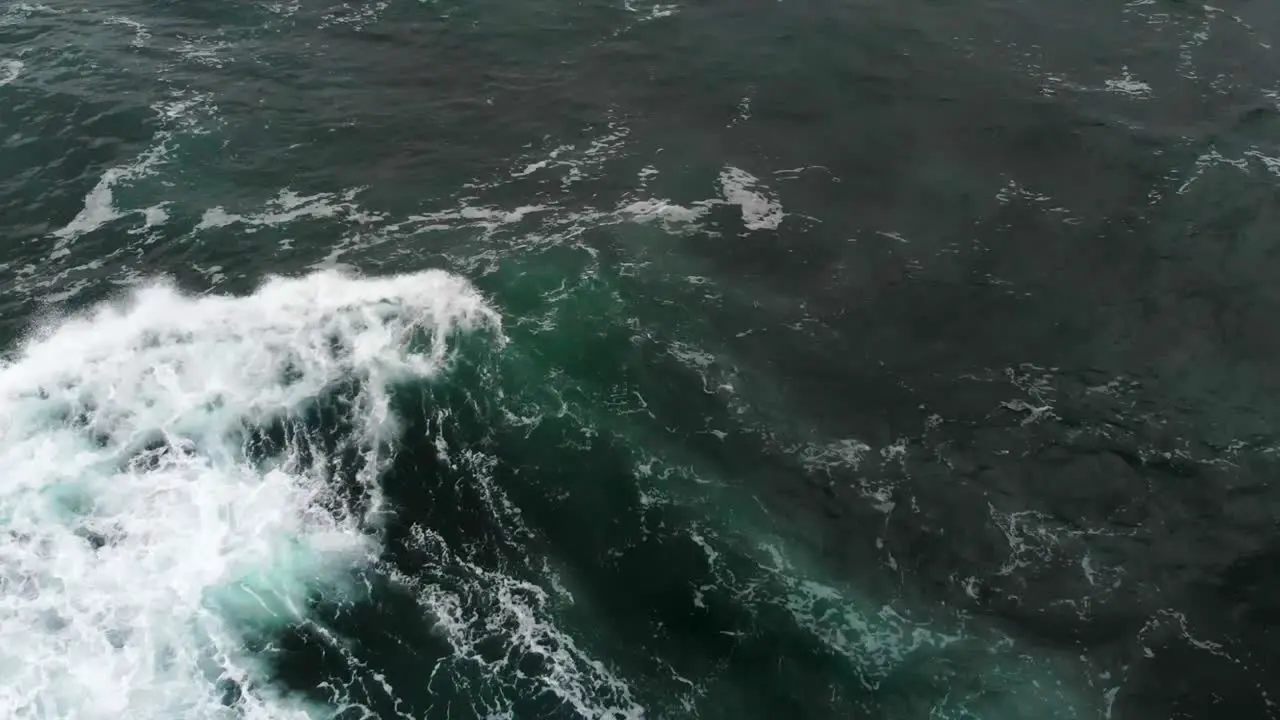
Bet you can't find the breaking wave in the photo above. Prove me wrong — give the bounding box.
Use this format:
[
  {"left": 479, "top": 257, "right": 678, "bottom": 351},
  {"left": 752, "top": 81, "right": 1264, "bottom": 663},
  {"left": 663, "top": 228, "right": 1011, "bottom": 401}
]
[{"left": 0, "top": 269, "right": 499, "bottom": 719}]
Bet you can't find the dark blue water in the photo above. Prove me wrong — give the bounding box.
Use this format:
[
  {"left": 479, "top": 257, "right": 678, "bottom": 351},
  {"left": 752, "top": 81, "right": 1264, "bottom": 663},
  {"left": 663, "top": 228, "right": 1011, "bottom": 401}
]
[{"left": 2, "top": 1, "right": 1279, "bottom": 718}]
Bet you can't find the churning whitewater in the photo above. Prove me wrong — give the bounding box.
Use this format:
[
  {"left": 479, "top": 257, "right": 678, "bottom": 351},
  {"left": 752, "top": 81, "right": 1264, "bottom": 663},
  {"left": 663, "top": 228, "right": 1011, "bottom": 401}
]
[{"left": 0, "top": 270, "right": 500, "bottom": 719}]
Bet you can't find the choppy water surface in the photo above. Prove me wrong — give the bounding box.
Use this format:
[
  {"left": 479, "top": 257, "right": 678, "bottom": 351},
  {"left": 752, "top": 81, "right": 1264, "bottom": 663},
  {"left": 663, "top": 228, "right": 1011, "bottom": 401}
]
[{"left": 2, "top": 1, "right": 1279, "bottom": 718}]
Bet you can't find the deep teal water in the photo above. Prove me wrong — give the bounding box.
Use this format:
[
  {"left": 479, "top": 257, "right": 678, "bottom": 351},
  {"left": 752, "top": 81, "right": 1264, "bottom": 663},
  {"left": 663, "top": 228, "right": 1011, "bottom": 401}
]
[{"left": 2, "top": 1, "right": 1280, "bottom": 718}]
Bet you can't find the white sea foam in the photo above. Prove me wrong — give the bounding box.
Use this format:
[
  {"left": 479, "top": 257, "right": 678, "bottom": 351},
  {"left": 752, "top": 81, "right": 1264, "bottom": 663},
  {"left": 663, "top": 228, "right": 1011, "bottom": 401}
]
[
  {"left": 52, "top": 93, "right": 213, "bottom": 248},
  {"left": 622, "top": 0, "right": 678, "bottom": 20},
  {"left": 618, "top": 199, "right": 712, "bottom": 230},
  {"left": 0, "top": 3, "right": 61, "bottom": 27},
  {"left": 1104, "top": 67, "right": 1152, "bottom": 98},
  {"left": 51, "top": 143, "right": 170, "bottom": 247},
  {"left": 175, "top": 38, "right": 234, "bottom": 68},
  {"left": 0, "top": 269, "right": 500, "bottom": 719},
  {"left": 197, "top": 189, "right": 387, "bottom": 234},
  {"left": 106, "top": 17, "right": 150, "bottom": 47},
  {"left": 392, "top": 524, "right": 645, "bottom": 720},
  {"left": 718, "top": 166, "right": 785, "bottom": 230},
  {"left": 0, "top": 58, "right": 21, "bottom": 86}
]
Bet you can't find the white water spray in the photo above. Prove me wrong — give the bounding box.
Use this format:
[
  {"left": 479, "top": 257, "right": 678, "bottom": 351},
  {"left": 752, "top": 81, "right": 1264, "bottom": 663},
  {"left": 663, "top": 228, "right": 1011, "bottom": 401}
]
[{"left": 0, "top": 269, "right": 500, "bottom": 719}]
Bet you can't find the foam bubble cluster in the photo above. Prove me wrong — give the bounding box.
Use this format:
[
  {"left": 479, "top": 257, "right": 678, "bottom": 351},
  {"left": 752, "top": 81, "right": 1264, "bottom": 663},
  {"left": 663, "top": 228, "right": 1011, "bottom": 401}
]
[{"left": 0, "top": 269, "right": 499, "bottom": 719}]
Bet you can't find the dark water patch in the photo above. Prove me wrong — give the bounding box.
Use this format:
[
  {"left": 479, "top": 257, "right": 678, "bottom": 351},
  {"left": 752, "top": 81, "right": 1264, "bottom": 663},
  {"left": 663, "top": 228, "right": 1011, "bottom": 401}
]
[
  {"left": 475, "top": 234, "right": 1280, "bottom": 717},
  {"left": 262, "top": 588, "right": 454, "bottom": 718}
]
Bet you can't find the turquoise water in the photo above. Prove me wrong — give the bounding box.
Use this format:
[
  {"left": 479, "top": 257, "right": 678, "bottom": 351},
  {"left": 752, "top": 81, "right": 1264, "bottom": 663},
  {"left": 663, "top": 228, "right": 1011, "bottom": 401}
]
[{"left": 1, "top": 1, "right": 1279, "bottom": 718}]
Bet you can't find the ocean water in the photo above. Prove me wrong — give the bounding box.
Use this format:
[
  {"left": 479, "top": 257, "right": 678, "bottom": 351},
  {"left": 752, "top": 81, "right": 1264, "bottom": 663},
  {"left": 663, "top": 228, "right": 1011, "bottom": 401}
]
[{"left": 2, "top": 1, "right": 1279, "bottom": 718}]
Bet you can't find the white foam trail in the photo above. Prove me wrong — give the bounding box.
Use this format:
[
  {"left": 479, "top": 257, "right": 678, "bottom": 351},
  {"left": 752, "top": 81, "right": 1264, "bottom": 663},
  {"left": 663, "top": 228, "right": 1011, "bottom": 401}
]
[
  {"left": 0, "top": 59, "right": 21, "bottom": 86},
  {"left": 718, "top": 166, "right": 785, "bottom": 231},
  {"left": 105, "top": 17, "right": 150, "bottom": 48},
  {"left": 1, "top": 4, "right": 61, "bottom": 28},
  {"left": 52, "top": 93, "right": 211, "bottom": 248},
  {"left": 51, "top": 145, "right": 167, "bottom": 246},
  {"left": 196, "top": 189, "right": 387, "bottom": 234},
  {"left": 393, "top": 524, "right": 645, "bottom": 720},
  {"left": 618, "top": 199, "right": 713, "bottom": 231},
  {"left": 0, "top": 269, "right": 500, "bottom": 720},
  {"left": 622, "top": 0, "right": 678, "bottom": 20}
]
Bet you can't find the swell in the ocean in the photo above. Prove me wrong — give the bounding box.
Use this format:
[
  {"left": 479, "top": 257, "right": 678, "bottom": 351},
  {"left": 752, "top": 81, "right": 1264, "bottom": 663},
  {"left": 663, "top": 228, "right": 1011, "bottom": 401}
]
[{"left": 0, "top": 268, "right": 1100, "bottom": 719}]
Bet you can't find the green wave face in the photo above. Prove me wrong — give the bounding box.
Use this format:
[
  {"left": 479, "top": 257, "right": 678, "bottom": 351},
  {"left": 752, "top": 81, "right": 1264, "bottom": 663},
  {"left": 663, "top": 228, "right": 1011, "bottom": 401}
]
[{"left": 236, "top": 253, "right": 1101, "bottom": 720}]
